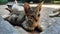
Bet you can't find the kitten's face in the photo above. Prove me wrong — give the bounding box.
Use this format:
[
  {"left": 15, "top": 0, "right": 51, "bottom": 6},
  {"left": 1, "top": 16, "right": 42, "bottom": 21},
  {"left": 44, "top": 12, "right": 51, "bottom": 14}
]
[{"left": 25, "top": 7, "right": 40, "bottom": 22}]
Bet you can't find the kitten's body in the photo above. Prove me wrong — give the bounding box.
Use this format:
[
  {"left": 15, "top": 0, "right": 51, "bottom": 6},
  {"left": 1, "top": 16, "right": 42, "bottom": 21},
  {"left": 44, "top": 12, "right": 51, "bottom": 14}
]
[
  {"left": 23, "top": 2, "right": 43, "bottom": 33},
  {"left": 4, "top": 8, "right": 25, "bottom": 26}
]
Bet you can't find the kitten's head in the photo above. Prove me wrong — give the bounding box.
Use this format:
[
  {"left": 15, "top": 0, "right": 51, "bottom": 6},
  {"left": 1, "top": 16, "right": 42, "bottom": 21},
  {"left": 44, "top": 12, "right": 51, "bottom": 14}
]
[{"left": 23, "top": 2, "right": 43, "bottom": 22}]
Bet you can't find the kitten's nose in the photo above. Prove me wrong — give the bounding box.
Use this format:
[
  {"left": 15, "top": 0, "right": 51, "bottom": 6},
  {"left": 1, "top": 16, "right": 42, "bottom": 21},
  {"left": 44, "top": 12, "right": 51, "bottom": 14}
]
[{"left": 31, "top": 15, "right": 37, "bottom": 22}]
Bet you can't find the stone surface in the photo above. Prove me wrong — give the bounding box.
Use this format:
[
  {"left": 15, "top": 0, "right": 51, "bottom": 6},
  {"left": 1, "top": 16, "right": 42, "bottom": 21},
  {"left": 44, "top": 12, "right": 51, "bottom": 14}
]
[
  {"left": 40, "top": 5, "right": 60, "bottom": 34},
  {"left": 0, "top": 16, "right": 20, "bottom": 34}
]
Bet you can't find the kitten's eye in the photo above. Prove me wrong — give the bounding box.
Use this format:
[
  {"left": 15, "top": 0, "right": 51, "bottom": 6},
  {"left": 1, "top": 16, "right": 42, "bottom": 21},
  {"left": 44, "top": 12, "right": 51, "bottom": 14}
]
[
  {"left": 38, "top": 14, "right": 40, "bottom": 17},
  {"left": 31, "top": 15, "right": 34, "bottom": 18}
]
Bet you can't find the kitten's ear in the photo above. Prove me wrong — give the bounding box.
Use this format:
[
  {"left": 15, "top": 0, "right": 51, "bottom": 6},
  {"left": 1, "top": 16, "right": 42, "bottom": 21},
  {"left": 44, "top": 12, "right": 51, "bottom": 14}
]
[
  {"left": 5, "top": 8, "right": 12, "bottom": 13},
  {"left": 37, "top": 1, "right": 44, "bottom": 11},
  {"left": 23, "top": 3, "right": 30, "bottom": 13}
]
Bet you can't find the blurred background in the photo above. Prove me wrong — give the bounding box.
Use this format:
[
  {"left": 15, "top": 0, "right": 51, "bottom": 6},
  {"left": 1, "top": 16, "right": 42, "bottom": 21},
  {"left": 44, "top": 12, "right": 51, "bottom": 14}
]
[{"left": 0, "top": 0, "right": 60, "bottom": 4}]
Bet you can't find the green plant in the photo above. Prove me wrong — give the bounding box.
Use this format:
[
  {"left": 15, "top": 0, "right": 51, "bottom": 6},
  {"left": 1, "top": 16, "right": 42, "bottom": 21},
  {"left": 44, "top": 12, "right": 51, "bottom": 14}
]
[{"left": 0, "top": 0, "right": 8, "bottom": 4}]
